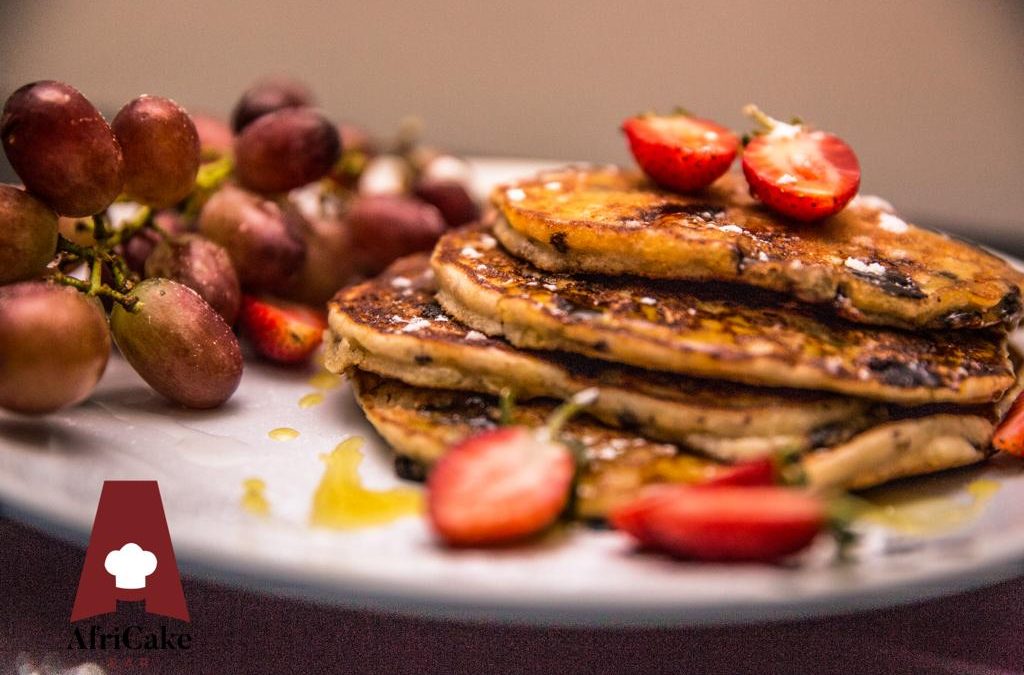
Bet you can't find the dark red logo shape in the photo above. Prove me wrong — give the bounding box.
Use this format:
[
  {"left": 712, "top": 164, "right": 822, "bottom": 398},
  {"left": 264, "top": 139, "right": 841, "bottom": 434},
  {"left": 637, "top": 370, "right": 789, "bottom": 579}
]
[{"left": 71, "top": 481, "right": 188, "bottom": 622}]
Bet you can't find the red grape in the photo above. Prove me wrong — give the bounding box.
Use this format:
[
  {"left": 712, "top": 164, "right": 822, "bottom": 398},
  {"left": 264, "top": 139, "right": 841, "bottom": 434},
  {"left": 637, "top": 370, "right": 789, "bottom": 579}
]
[
  {"left": 347, "top": 195, "right": 446, "bottom": 275},
  {"left": 112, "top": 95, "right": 200, "bottom": 209},
  {"left": 145, "top": 234, "right": 241, "bottom": 325},
  {"left": 414, "top": 179, "right": 480, "bottom": 227},
  {"left": 120, "top": 209, "right": 187, "bottom": 275},
  {"left": 281, "top": 203, "right": 356, "bottom": 306},
  {"left": 110, "top": 278, "right": 242, "bottom": 409},
  {"left": 1, "top": 81, "right": 124, "bottom": 216},
  {"left": 197, "top": 183, "right": 305, "bottom": 292},
  {"left": 0, "top": 282, "right": 110, "bottom": 414},
  {"left": 231, "top": 77, "right": 314, "bottom": 133},
  {"left": 0, "top": 185, "right": 59, "bottom": 284},
  {"left": 234, "top": 108, "right": 341, "bottom": 194}
]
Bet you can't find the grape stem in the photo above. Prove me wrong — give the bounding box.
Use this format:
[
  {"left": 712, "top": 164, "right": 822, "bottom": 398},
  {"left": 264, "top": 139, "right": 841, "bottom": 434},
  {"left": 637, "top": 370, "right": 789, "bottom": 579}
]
[
  {"left": 91, "top": 214, "right": 108, "bottom": 241},
  {"left": 51, "top": 271, "right": 139, "bottom": 310}
]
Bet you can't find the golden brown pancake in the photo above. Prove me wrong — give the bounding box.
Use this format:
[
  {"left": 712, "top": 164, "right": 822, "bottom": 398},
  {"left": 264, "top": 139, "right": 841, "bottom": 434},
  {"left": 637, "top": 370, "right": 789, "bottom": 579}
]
[
  {"left": 325, "top": 254, "right": 876, "bottom": 459},
  {"left": 491, "top": 166, "right": 1024, "bottom": 330},
  {"left": 431, "top": 227, "right": 1014, "bottom": 405},
  {"left": 349, "top": 371, "right": 996, "bottom": 519}
]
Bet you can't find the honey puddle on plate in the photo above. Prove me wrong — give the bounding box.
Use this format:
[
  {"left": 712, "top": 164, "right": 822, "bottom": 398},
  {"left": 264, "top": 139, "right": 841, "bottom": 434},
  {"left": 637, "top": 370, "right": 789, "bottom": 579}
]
[
  {"left": 308, "top": 370, "right": 342, "bottom": 390},
  {"left": 859, "top": 478, "right": 1000, "bottom": 536},
  {"left": 242, "top": 478, "right": 271, "bottom": 517},
  {"left": 309, "top": 437, "right": 423, "bottom": 529},
  {"left": 268, "top": 427, "right": 300, "bottom": 441},
  {"left": 298, "top": 392, "right": 325, "bottom": 409}
]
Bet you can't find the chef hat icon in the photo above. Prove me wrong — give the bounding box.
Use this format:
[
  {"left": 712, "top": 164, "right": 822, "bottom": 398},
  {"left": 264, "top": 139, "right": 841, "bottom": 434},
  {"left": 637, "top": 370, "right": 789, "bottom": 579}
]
[{"left": 103, "top": 543, "right": 158, "bottom": 590}]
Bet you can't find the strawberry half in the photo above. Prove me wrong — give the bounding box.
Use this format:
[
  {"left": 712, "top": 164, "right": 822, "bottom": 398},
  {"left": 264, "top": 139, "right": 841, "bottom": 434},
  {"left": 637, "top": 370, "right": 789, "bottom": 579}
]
[
  {"left": 700, "top": 457, "right": 776, "bottom": 487},
  {"left": 741, "top": 105, "right": 860, "bottom": 222},
  {"left": 239, "top": 295, "right": 327, "bottom": 364},
  {"left": 607, "top": 484, "right": 679, "bottom": 548},
  {"left": 993, "top": 390, "right": 1024, "bottom": 456},
  {"left": 427, "top": 426, "right": 575, "bottom": 546},
  {"left": 610, "top": 485, "right": 825, "bottom": 562},
  {"left": 622, "top": 112, "right": 739, "bottom": 192}
]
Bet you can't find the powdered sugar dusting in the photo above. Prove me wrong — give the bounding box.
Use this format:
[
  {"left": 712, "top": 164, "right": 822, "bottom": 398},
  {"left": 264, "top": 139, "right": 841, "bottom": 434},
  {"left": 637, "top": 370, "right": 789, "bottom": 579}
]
[
  {"left": 401, "top": 318, "right": 431, "bottom": 333},
  {"left": 845, "top": 257, "right": 887, "bottom": 276},
  {"left": 878, "top": 213, "right": 909, "bottom": 234}
]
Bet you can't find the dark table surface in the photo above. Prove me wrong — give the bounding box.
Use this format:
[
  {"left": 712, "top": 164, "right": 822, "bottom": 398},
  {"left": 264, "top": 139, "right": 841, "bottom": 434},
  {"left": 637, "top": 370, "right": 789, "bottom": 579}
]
[{"left": 2, "top": 517, "right": 1022, "bottom": 675}]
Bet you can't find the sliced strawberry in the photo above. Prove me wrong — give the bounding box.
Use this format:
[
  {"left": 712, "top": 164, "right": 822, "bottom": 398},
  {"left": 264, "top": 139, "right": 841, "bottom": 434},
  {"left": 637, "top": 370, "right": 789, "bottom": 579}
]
[
  {"left": 607, "top": 484, "right": 679, "bottom": 548},
  {"left": 993, "top": 390, "right": 1024, "bottom": 456},
  {"left": 622, "top": 112, "right": 739, "bottom": 193},
  {"left": 427, "top": 426, "right": 574, "bottom": 546},
  {"left": 612, "top": 485, "right": 825, "bottom": 562},
  {"left": 700, "top": 457, "right": 776, "bottom": 487},
  {"left": 741, "top": 105, "right": 860, "bottom": 222},
  {"left": 239, "top": 295, "right": 326, "bottom": 364}
]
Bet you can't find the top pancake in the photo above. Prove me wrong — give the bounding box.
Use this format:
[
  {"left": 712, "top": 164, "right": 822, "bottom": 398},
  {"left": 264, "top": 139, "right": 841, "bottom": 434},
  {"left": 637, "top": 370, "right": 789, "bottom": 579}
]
[
  {"left": 432, "top": 227, "right": 1014, "bottom": 405},
  {"left": 492, "top": 166, "right": 1024, "bottom": 330}
]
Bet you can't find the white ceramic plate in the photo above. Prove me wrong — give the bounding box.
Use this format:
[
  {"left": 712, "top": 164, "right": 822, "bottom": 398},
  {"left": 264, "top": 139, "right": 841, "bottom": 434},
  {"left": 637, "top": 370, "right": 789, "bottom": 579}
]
[{"left": 2, "top": 159, "right": 1024, "bottom": 627}]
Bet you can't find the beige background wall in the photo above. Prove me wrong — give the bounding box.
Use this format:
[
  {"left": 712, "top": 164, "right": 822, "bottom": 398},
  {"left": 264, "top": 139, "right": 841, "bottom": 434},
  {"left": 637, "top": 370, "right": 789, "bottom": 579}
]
[{"left": 1, "top": 1, "right": 1021, "bottom": 247}]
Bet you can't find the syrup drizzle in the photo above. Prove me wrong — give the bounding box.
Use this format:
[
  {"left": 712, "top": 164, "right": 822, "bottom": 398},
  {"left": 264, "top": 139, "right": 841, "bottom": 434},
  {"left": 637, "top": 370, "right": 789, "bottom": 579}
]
[{"left": 310, "top": 437, "right": 423, "bottom": 529}]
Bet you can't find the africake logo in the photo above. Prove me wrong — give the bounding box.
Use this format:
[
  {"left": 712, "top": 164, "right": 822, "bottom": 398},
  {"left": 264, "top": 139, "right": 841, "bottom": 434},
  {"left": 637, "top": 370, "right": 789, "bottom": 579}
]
[{"left": 68, "top": 481, "right": 192, "bottom": 653}]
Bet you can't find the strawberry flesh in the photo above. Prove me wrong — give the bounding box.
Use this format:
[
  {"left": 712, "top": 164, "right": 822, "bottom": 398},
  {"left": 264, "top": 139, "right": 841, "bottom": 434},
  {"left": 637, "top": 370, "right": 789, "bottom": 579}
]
[
  {"left": 427, "top": 426, "right": 574, "bottom": 546},
  {"left": 700, "top": 457, "right": 776, "bottom": 487},
  {"left": 611, "top": 485, "right": 825, "bottom": 562},
  {"left": 742, "top": 129, "right": 860, "bottom": 222},
  {"left": 239, "top": 295, "right": 326, "bottom": 364},
  {"left": 993, "top": 390, "right": 1024, "bottom": 456},
  {"left": 622, "top": 114, "right": 738, "bottom": 193}
]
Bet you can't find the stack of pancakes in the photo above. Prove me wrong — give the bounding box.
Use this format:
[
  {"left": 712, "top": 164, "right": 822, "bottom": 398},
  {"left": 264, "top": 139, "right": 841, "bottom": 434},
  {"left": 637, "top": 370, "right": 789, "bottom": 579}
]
[{"left": 325, "top": 166, "right": 1024, "bottom": 519}]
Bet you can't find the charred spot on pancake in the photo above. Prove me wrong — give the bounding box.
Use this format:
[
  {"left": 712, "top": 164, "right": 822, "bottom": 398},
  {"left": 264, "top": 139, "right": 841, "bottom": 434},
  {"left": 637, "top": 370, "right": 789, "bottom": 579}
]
[
  {"left": 942, "top": 310, "right": 983, "bottom": 329},
  {"left": 414, "top": 354, "right": 433, "bottom": 365},
  {"left": 849, "top": 266, "right": 927, "bottom": 300},
  {"left": 394, "top": 455, "right": 428, "bottom": 482},
  {"left": 592, "top": 340, "right": 610, "bottom": 353},
  {"left": 420, "top": 301, "right": 446, "bottom": 320},
  {"left": 994, "top": 287, "right": 1022, "bottom": 322},
  {"left": 633, "top": 202, "right": 724, "bottom": 224},
  {"left": 937, "top": 270, "right": 960, "bottom": 281},
  {"left": 552, "top": 292, "right": 604, "bottom": 319},
  {"left": 549, "top": 232, "right": 569, "bottom": 254},
  {"left": 807, "top": 422, "right": 852, "bottom": 448},
  {"left": 616, "top": 409, "right": 641, "bottom": 430},
  {"left": 866, "top": 358, "right": 941, "bottom": 388}
]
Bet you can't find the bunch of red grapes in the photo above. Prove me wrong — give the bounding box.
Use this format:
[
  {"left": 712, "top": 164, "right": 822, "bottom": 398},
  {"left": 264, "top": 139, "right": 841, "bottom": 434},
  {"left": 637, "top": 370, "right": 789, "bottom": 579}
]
[{"left": 0, "top": 78, "right": 479, "bottom": 415}]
